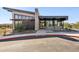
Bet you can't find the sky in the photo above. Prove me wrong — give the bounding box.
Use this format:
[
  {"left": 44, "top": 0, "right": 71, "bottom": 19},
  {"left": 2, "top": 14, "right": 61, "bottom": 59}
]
[{"left": 0, "top": 7, "right": 79, "bottom": 24}]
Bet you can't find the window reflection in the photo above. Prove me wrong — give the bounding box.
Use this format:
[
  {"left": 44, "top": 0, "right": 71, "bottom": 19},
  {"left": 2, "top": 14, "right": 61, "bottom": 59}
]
[
  {"left": 15, "top": 14, "right": 18, "bottom": 19},
  {"left": 14, "top": 14, "right": 34, "bottom": 20}
]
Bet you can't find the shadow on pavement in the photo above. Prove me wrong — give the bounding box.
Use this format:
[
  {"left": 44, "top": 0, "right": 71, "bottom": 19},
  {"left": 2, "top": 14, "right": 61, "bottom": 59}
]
[{"left": 58, "top": 36, "right": 79, "bottom": 42}]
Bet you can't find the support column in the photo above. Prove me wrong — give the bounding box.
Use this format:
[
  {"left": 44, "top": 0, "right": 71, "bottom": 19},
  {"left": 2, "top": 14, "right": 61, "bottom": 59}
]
[
  {"left": 60, "top": 21, "right": 64, "bottom": 30},
  {"left": 12, "top": 12, "right": 15, "bottom": 33},
  {"left": 57, "top": 20, "right": 60, "bottom": 30},
  {"left": 35, "top": 8, "right": 39, "bottom": 31},
  {"left": 52, "top": 20, "right": 54, "bottom": 26},
  {"left": 62, "top": 21, "right": 64, "bottom": 29},
  {"left": 52, "top": 20, "right": 55, "bottom": 30},
  {"left": 45, "top": 20, "right": 47, "bottom": 28},
  {"left": 44, "top": 20, "right": 46, "bottom": 28}
]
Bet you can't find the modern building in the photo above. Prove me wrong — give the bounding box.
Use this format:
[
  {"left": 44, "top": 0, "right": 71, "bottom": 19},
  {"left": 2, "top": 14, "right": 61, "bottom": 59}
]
[{"left": 3, "top": 7, "right": 68, "bottom": 32}]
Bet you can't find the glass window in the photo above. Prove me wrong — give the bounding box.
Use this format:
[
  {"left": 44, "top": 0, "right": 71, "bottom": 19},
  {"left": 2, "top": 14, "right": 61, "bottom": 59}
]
[
  {"left": 24, "top": 16, "right": 26, "bottom": 19},
  {"left": 27, "top": 16, "right": 28, "bottom": 19},
  {"left": 25, "top": 16, "right": 34, "bottom": 19},
  {"left": 21, "top": 15, "right": 24, "bottom": 19},
  {"left": 18, "top": 21, "right": 22, "bottom": 24},
  {"left": 28, "top": 16, "right": 30, "bottom": 19},
  {"left": 55, "top": 20, "right": 57, "bottom": 26},
  {"left": 18, "top": 15, "right": 21, "bottom": 19},
  {"left": 22, "top": 16, "right": 26, "bottom": 19},
  {"left": 15, "top": 14, "right": 19, "bottom": 19},
  {"left": 29, "top": 16, "right": 32, "bottom": 19},
  {"left": 15, "top": 21, "right": 19, "bottom": 26},
  {"left": 25, "top": 16, "right": 27, "bottom": 19},
  {"left": 32, "top": 17, "right": 35, "bottom": 19}
]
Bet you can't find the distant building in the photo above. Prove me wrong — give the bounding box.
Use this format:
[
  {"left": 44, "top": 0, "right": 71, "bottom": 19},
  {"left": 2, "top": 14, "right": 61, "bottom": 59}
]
[{"left": 3, "top": 7, "right": 68, "bottom": 32}]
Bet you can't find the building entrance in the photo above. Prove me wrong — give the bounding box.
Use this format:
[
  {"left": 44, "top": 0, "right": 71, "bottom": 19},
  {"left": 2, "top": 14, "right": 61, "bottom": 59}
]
[{"left": 39, "top": 20, "right": 54, "bottom": 29}]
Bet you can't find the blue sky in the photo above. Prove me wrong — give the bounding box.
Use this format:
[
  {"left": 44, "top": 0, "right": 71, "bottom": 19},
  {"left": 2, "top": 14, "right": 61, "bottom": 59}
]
[{"left": 0, "top": 7, "right": 79, "bottom": 24}]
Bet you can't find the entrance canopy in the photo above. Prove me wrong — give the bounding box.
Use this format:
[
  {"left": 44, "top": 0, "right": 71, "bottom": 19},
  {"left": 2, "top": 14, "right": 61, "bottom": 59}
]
[{"left": 39, "top": 16, "right": 68, "bottom": 21}]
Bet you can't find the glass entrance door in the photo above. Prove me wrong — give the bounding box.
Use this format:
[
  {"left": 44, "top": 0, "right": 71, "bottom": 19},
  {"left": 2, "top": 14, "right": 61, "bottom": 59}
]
[
  {"left": 46, "top": 20, "right": 53, "bottom": 27},
  {"left": 40, "top": 20, "right": 46, "bottom": 29}
]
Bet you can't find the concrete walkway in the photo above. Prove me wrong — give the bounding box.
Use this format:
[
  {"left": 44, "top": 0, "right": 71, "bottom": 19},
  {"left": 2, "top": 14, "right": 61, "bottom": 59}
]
[{"left": 0, "top": 31, "right": 79, "bottom": 40}]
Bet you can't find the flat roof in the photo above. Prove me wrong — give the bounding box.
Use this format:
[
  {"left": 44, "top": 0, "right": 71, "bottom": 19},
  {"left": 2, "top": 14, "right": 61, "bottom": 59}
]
[{"left": 39, "top": 16, "right": 68, "bottom": 20}]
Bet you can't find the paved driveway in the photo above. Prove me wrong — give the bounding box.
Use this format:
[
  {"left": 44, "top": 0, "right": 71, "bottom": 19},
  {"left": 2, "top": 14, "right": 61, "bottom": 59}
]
[{"left": 0, "top": 37, "right": 79, "bottom": 52}]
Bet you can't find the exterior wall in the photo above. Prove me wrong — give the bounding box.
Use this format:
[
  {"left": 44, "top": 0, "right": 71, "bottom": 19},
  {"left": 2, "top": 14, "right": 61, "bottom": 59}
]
[
  {"left": 12, "top": 12, "right": 15, "bottom": 32},
  {"left": 35, "top": 8, "right": 39, "bottom": 31},
  {"left": 23, "top": 20, "right": 35, "bottom": 30},
  {"left": 11, "top": 11, "right": 35, "bottom": 32},
  {"left": 14, "top": 20, "right": 35, "bottom": 30},
  {"left": 39, "top": 20, "right": 64, "bottom": 30},
  {"left": 12, "top": 11, "right": 65, "bottom": 31}
]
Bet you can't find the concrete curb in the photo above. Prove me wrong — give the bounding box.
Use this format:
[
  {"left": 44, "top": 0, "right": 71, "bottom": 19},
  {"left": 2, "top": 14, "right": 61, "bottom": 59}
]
[{"left": 0, "top": 33, "right": 79, "bottom": 41}]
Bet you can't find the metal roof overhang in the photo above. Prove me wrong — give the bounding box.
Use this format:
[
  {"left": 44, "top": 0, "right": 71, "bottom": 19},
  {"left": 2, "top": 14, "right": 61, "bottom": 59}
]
[
  {"left": 39, "top": 16, "right": 68, "bottom": 21},
  {"left": 3, "top": 7, "right": 35, "bottom": 14}
]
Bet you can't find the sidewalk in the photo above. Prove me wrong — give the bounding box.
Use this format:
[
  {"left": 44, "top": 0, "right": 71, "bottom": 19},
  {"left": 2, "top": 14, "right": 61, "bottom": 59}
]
[{"left": 0, "top": 31, "right": 79, "bottom": 40}]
